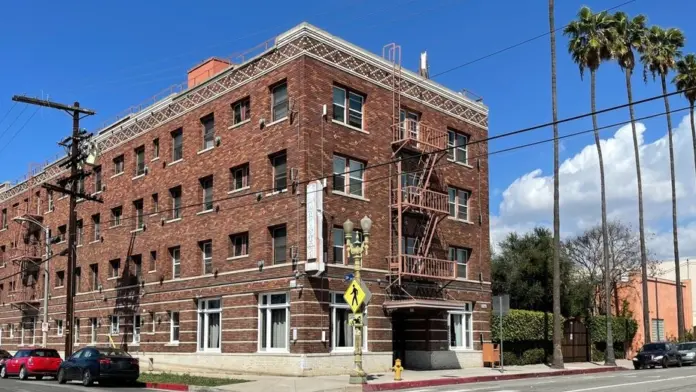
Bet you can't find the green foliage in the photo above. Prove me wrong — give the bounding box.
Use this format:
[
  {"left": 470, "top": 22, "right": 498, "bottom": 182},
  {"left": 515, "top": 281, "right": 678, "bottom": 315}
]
[
  {"left": 138, "top": 373, "right": 247, "bottom": 387},
  {"left": 491, "top": 309, "right": 564, "bottom": 342},
  {"left": 587, "top": 315, "right": 638, "bottom": 343},
  {"left": 501, "top": 348, "right": 547, "bottom": 366}
]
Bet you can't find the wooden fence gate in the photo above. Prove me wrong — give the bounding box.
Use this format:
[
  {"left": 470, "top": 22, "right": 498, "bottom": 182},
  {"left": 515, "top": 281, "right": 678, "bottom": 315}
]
[{"left": 562, "top": 318, "right": 590, "bottom": 362}]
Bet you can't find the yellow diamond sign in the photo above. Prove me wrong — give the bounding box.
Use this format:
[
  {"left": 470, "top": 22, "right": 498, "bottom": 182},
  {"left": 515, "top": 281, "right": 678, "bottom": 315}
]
[{"left": 344, "top": 279, "right": 371, "bottom": 313}]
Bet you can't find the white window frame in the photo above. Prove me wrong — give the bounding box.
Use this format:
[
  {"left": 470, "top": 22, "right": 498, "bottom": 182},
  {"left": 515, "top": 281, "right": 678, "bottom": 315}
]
[
  {"left": 170, "top": 311, "right": 180, "bottom": 344},
  {"left": 110, "top": 315, "right": 119, "bottom": 335},
  {"left": 172, "top": 129, "right": 183, "bottom": 161},
  {"left": 399, "top": 109, "right": 420, "bottom": 140},
  {"left": 111, "top": 207, "right": 122, "bottom": 227},
  {"left": 332, "top": 86, "right": 364, "bottom": 129},
  {"left": 448, "top": 187, "right": 471, "bottom": 221},
  {"left": 201, "top": 115, "right": 215, "bottom": 151},
  {"left": 133, "top": 315, "right": 141, "bottom": 344},
  {"left": 271, "top": 82, "right": 288, "bottom": 122},
  {"left": 228, "top": 232, "right": 249, "bottom": 258},
  {"left": 197, "top": 298, "right": 222, "bottom": 353},
  {"left": 230, "top": 164, "right": 249, "bottom": 192},
  {"left": 448, "top": 303, "right": 474, "bottom": 351},
  {"left": 200, "top": 177, "right": 214, "bottom": 212},
  {"left": 447, "top": 130, "right": 468, "bottom": 164},
  {"left": 90, "top": 318, "right": 97, "bottom": 344},
  {"left": 170, "top": 187, "right": 182, "bottom": 219},
  {"left": 258, "top": 292, "right": 290, "bottom": 353},
  {"left": 271, "top": 153, "right": 287, "bottom": 192},
  {"left": 109, "top": 259, "right": 120, "bottom": 278},
  {"left": 449, "top": 247, "right": 469, "bottom": 279},
  {"left": 332, "top": 227, "right": 344, "bottom": 264},
  {"left": 332, "top": 155, "right": 365, "bottom": 197},
  {"left": 201, "top": 241, "right": 213, "bottom": 275},
  {"left": 92, "top": 214, "right": 101, "bottom": 242},
  {"left": 113, "top": 155, "right": 124, "bottom": 175},
  {"left": 56, "top": 319, "right": 64, "bottom": 336},
  {"left": 135, "top": 146, "right": 146, "bottom": 176},
  {"left": 232, "top": 98, "right": 251, "bottom": 125},
  {"left": 47, "top": 191, "right": 54, "bottom": 212},
  {"left": 74, "top": 318, "right": 80, "bottom": 344},
  {"left": 330, "top": 292, "right": 367, "bottom": 352},
  {"left": 171, "top": 246, "right": 181, "bottom": 279},
  {"left": 134, "top": 199, "right": 144, "bottom": 229}
]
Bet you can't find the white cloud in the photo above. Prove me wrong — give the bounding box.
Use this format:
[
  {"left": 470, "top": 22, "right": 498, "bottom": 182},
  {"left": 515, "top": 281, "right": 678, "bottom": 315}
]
[{"left": 493, "top": 114, "right": 696, "bottom": 259}]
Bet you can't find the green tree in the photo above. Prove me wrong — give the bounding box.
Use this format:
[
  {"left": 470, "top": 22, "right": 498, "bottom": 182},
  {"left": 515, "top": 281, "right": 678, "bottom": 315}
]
[
  {"left": 674, "top": 54, "right": 696, "bottom": 191},
  {"left": 610, "top": 11, "right": 651, "bottom": 343},
  {"left": 548, "top": 0, "right": 564, "bottom": 369},
  {"left": 641, "top": 25, "right": 685, "bottom": 339},
  {"left": 563, "top": 6, "right": 616, "bottom": 365}
]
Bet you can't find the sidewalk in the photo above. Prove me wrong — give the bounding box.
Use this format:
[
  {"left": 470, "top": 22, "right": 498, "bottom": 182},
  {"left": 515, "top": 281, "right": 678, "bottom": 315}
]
[{"left": 204, "top": 360, "right": 631, "bottom": 392}]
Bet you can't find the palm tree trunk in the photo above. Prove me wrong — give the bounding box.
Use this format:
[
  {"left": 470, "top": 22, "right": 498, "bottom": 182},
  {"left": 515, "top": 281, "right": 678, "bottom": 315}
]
[
  {"left": 690, "top": 102, "right": 696, "bottom": 195},
  {"left": 592, "top": 69, "right": 615, "bottom": 365},
  {"left": 662, "top": 73, "right": 684, "bottom": 340},
  {"left": 549, "top": 0, "right": 564, "bottom": 370},
  {"left": 625, "top": 70, "right": 651, "bottom": 344}
]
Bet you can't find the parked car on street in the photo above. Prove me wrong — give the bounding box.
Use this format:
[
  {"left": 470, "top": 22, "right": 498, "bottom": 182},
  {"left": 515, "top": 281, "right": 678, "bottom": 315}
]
[
  {"left": 57, "top": 346, "right": 139, "bottom": 386},
  {"left": 632, "top": 342, "right": 682, "bottom": 369},
  {"left": 678, "top": 342, "right": 696, "bottom": 365},
  {"left": 0, "top": 348, "right": 62, "bottom": 380}
]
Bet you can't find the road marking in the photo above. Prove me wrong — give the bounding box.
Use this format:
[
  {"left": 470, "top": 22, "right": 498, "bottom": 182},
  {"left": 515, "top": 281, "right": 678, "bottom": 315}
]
[{"left": 563, "top": 374, "right": 696, "bottom": 391}]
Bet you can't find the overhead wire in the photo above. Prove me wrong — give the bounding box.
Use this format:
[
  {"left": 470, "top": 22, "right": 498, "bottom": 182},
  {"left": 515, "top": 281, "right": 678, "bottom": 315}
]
[
  {"left": 0, "top": 104, "right": 29, "bottom": 143},
  {"left": 0, "top": 107, "right": 41, "bottom": 156},
  {"left": 0, "top": 102, "right": 18, "bottom": 129}
]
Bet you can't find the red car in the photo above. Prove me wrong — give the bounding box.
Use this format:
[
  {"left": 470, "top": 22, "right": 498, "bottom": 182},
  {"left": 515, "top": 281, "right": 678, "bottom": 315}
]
[{"left": 0, "top": 348, "right": 62, "bottom": 380}]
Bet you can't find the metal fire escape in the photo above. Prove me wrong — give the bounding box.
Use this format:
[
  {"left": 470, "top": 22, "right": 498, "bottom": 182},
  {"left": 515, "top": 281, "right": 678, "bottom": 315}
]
[{"left": 383, "top": 44, "right": 457, "bottom": 301}]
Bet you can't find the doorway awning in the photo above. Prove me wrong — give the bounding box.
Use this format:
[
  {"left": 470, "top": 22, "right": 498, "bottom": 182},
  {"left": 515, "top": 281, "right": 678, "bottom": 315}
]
[{"left": 383, "top": 299, "right": 470, "bottom": 311}]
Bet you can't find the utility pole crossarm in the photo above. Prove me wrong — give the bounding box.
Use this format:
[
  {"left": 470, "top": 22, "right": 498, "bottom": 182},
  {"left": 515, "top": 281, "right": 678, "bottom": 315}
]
[{"left": 12, "top": 95, "right": 96, "bottom": 115}]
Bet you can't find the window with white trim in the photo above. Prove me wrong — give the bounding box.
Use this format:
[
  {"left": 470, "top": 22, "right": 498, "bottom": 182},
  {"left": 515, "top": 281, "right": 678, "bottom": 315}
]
[
  {"left": 170, "top": 311, "right": 180, "bottom": 343},
  {"left": 232, "top": 97, "right": 251, "bottom": 125},
  {"left": 201, "top": 114, "right": 215, "bottom": 150},
  {"left": 170, "top": 246, "right": 181, "bottom": 279},
  {"left": 201, "top": 240, "right": 213, "bottom": 275},
  {"left": 228, "top": 232, "right": 248, "bottom": 258},
  {"left": 448, "top": 247, "right": 469, "bottom": 279},
  {"left": 90, "top": 318, "right": 98, "bottom": 344},
  {"left": 134, "top": 199, "right": 144, "bottom": 230},
  {"left": 333, "top": 155, "right": 365, "bottom": 197},
  {"left": 229, "top": 163, "right": 250, "bottom": 192},
  {"left": 330, "top": 293, "right": 367, "bottom": 351},
  {"left": 133, "top": 315, "right": 141, "bottom": 344},
  {"left": 109, "top": 259, "right": 120, "bottom": 279},
  {"left": 447, "top": 130, "right": 468, "bottom": 164},
  {"left": 271, "top": 225, "right": 287, "bottom": 265},
  {"left": 258, "top": 293, "right": 289, "bottom": 352},
  {"left": 56, "top": 320, "right": 64, "bottom": 336},
  {"left": 110, "top": 315, "right": 119, "bottom": 335},
  {"left": 172, "top": 128, "right": 183, "bottom": 161},
  {"left": 448, "top": 187, "right": 470, "bottom": 221},
  {"left": 271, "top": 152, "right": 287, "bottom": 192},
  {"left": 113, "top": 155, "right": 124, "bottom": 175},
  {"left": 399, "top": 109, "right": 419, "bottom": 139},
  {"left": 111, "top": 206, "right": 122, "bottom": 227},
  {"left": 135, "top": 146, "right": 146, "bottom": 176},
  {"left": 200, "top": 176, "right": 214, "bottom": 212},
  {"left": 271, "top": 82, "right": 288, "bottom": 122},
  {"left": 197, "top": 298, "right": 221, "bottom": 352},
  {"left": 449, "top": 303, "right": 473, "bottom": 350},
  {"left": 332, "top": 227, "right": 362, "bottom": 265},
  {"left": 92, "top": 214, "right": 100, "bottom": 242},
  {"left": 74, "top": 318, "right": 80, "bottom": 344},
  {"left": 332, "top": 86, "right": 364, "bottom": 129},
  {"left": 170, "top": 186, "right": 182, "bottom": 219}
]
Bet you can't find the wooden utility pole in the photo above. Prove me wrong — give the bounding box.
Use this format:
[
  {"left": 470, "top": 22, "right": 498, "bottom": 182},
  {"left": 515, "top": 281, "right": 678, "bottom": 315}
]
[{"left": 11, "top": 95, "right": 99, "bottom": 357}]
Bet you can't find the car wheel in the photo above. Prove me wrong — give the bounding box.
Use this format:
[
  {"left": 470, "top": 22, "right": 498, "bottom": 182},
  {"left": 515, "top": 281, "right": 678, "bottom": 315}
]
[
  {"left": 19, "top": 366, "right": 28, "bottom": 380},
  {"left": 57, "top": 369, "right": 67, "bottom": 384},
  {"left": 82, "top": 369, "right": 93, "bottom": 387},
  {"left": 662, "top": 358, "right": 669, "bottom": 368},
  {"left": 0, "top": 366, "right": 7, "bottom": 379}
]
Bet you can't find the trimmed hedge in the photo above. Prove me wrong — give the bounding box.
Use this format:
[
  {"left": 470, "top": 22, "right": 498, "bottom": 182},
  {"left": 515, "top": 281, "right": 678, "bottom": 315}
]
[
  {"left": 587, "top": 315, "right": 638, "bottom": 343},
  {"left": 501, "top": 348, "right": 547, "bottom": 366},
  {"left": 491, "top": 309, "right": 563, "bottom": 342}
]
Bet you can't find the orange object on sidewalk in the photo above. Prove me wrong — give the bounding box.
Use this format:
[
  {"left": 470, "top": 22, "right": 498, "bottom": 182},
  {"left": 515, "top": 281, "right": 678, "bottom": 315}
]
[{"left": 482, "top": 343, "right": 500, "bottom": 367}]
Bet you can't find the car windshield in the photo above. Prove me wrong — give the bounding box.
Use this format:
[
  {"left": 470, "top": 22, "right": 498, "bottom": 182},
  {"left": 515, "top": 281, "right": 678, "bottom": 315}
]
[
  {"left": 679, "top": 343, "right": 696, "bottom": 350},
  {"left": 97, "top": 348, "right": 131, "bottom": 358},
  {"left": 31, "top": 349, "right": 60, "bottom": 358},
  {"left": 642, "top": 343, "right": 666, "bottom": 351}
]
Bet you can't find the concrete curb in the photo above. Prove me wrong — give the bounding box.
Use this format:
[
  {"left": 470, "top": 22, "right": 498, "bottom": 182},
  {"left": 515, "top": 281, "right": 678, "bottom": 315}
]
[{"left": 362, "top": 366, "right": 629, "bottom": 391}]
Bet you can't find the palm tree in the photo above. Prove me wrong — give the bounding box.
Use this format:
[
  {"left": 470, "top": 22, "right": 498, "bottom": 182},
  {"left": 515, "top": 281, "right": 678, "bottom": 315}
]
[
  {"left": 611, "top": 11, "right": 651, "bottom": 344},
  {"left": 641, "top": 26, "right": 685, "bottom": 340},
  {"left": 674, "top": 54, "right": 696, "bottom": 192},
  {"left": 549, "top": 0, "right": 563, "bottom": 369},
  {"left": 564, "top": 6, "right": 616, "bottom": 365}
]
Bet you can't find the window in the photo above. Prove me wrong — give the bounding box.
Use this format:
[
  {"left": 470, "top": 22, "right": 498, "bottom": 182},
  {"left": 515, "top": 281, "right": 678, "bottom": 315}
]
[
  {"left": 228, "top": 232, "right": 249, "bottom": 258},
  {"left": 113, "top": 155, "right": 124, "bottom": 175},
  {"left": 258, "top": 293, "right": 289, "bottom": 352},
  {"left": 652, "top": 319, "right": 665, "bottom": 342},
  {"left": 200, "top": 176, "right": 214, "bottom": 212},
  {"left": 332, "top": 155, "right": 365, "bottom": 197},
  {"left": 152, "top": 193, "right": 159, "bottom": 214},
  {"left": 171, "top": 128, "right": 183, "bottom": 161},
  {"left": 111, "top": 206, "right": 122, "bottom": 227},
  {"left": 135, "top": 146, "right": 146, "bottom": 176},
  {"left": 332, "top": 86, "right": 364, "bottom": 129},
  {"left": 89, "top": 263, "right": 99, "bottom": 291},
  {"left": 133, "top": 255, "right": 142, "bottom": 280},
  {"left": 92, "top": 214, "right": 100, "bottom": 242},
  {"left": 271, "top": 82, "right": 288, "bottom": 122},
  {"left": 76, "top": 176, "right": 85, "bottom": 197},
  {"left": 153, "top": 138, "right": 160, "bottom": 159},
  {"left": 197, "top": 298, "right": 221, "bottom": 352},
  {"left": 149, "top": 250, "right": 157, "bottom": 272},
  {"left": 171, "top": 246, "right": 181, "bottom": 279},
  {"left": 447, "top": 130, "right": 468, "bottom": 164},
  {"left": 201, "top": 241, "right": 213, "bottom": 275},
  {"left": 330, "top": 293, "right": 367, "bottom": 351},
  {"left": 0, "top": 245, "right": 5, "bottom": 267},
  {"left": 170, "top": 311, "right": 180, "bottom": 343},
  {"left": 56, "top": 320, "right": 64, "bottom": 336},
  {"left": 109, "top": 259, "right": 120, "bottom": 279},
  {"left": 170, "top": 186, "right": 182, "bottom": 220},
  {"left": 271, "top": 225, "right": 287, "bottom": 265},
  {"left": 56, "top": 271, "right": 65, "bottom": 288},
  {"left": 201, "top": 114, "right": 215, "bottom": 150},
  {"left": 57, "top": 225, "right": 67, "bottom": 243},
  {"left": 110, "top": 316, "right": 119, "bottom": 335},
  {"left": 449, "top": 303, "right": 473, "bottom": 350},
  {"left": 47, "top": 191, "right": 54, "bottom": 212},
  {"left": 449, "top": 247, "right": 469, "bottom": 279},
  {"left": 35, "top": 191, "right": 42, "bottom": 214},
  {"left": 134, "top": 199, "right": 144, "bottom": 230},
  {"left": 271, "top": 153, "right": 287, "bottom": 192},
  {"left": 133, "top": 315, "right": 141, "bottom": 344},
  {"left": 333, "top": 228, "right": 362, "bottom": 265},
  {"left": 75, "top": 266, "right": 81, "bottom": 294},
  {"left": 90, "top": 318, "right": 98, "bottom": 344},
  {"left": 232, "top": 98, "right": 251, "bottom": 125},
  {"left": 76, "top": 219, "right": 83, "bottom": 246},
  {"left": 1, "top": 209, "right": 6, "bottom": 229},
  {"left": 229, "top": 163, "right": 249, "bottom": 192},
  {"left": 402, "top": 236, "right": 417, "bottom": 255},
  {"left": 74, "top": 318, "right": 80, "bottom": 344},
  {"left": 448, "top": 187, "right": 471, "bottom": 221},
  {"left": 399, "top": 109, "right": 420, "bottom": 139}
]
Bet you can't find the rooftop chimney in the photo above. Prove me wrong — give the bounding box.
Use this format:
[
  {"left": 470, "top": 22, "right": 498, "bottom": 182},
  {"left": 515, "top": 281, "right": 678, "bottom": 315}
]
[
  {"left": 419, "top": 51, "right": 429, "bottom": 79},
  {"left": 188, "top": 57, "right": 233, "bottom": 88}
]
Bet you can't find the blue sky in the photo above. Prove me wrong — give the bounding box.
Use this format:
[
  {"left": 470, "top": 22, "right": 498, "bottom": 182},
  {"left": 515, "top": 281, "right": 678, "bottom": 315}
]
[{"left": 1, "top": 0, "right": 695, "bottom": 256}]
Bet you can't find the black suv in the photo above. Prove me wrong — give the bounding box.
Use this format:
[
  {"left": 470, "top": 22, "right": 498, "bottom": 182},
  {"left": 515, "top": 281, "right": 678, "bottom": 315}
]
[{"left": 632, "top": 342, "right": 682, "bottom": 369}]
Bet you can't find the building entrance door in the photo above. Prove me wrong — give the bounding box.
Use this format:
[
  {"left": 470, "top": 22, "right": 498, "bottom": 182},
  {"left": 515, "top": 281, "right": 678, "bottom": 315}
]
[{"left": 392, "top": 313, "right": 407, "bottom": 368}]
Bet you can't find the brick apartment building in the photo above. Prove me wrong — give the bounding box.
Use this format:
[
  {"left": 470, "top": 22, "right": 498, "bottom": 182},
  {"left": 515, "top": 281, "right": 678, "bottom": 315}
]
[{"left": 0, "top": 23, "right": 491, "bottom": 375}]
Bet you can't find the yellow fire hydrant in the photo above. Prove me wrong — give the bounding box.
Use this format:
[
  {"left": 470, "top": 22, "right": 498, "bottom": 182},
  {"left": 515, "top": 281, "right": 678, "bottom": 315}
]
[{"left": 392, "top": 358, "right": 404, "bottom": 381}]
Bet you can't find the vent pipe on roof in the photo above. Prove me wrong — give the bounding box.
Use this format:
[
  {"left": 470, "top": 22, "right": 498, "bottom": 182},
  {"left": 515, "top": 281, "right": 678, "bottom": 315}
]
[{"left": 419, "top": 51, "right": 429, "bottom": 79}]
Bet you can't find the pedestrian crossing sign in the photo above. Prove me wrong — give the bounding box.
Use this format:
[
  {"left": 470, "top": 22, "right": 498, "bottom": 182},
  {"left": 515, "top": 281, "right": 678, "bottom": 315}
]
[{"left": 343, "top": 279, "right": 371, "bottom": 313}]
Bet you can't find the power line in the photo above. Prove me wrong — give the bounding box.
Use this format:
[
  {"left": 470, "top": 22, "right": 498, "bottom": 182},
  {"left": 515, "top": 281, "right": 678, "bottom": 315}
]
[
  {"left": 0, "top": 104, "right": 29, "bottom": 143},
  {"left": 430, "top": 0, "right": 636, "bottom": 78},
  {"left": 0, "top": 107, "right": 40, "bottom": 155},
  {"left": 0, "top": 102, "right": 18, "bottom": 128}
]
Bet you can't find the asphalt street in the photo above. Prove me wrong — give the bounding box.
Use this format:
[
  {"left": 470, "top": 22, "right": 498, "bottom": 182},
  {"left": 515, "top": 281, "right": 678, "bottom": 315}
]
[
  {"left": 0, "top": 376, "right": 148, "bottom": 391},
  {"left": 400, "top": 366, "right": 696, "bottom": 392}
]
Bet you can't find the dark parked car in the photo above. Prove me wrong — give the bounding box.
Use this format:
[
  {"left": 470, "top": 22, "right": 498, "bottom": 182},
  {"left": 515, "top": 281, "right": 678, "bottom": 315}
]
[
  {"left": 632, "top": 342, "right": 682, "bottom": 369},
  {"left": 57, "top": 347, "right": 139, "bottom": 386},
  {"left": 678, "top": 342, "right": 696, "bottom": 365},
  {"left": 0, "top": 348, "right": 62, "bottom": 380},
  {"left": 0, "top": 350, "right": 12, "bottom": 368}
]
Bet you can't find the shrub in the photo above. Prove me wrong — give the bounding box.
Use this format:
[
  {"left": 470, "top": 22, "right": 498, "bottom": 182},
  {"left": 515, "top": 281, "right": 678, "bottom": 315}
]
[
  {"left": 587, "top": 316, "right": 638, "bottom": 343},
  {"left": 521, "top": 348, "right": 546, "bottom": 364},
  {"left": 491, "top": 309, "right": 564, "bottom": 342}
]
